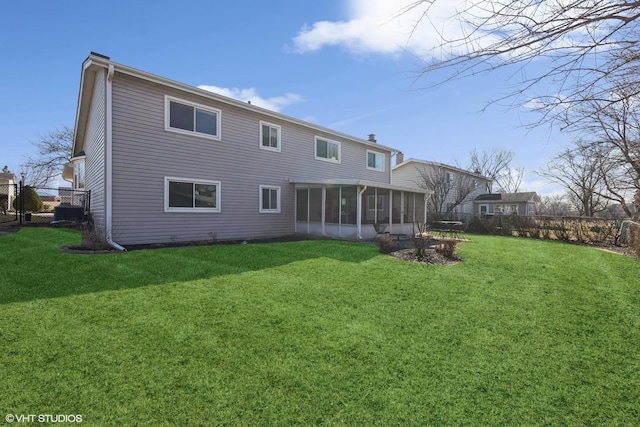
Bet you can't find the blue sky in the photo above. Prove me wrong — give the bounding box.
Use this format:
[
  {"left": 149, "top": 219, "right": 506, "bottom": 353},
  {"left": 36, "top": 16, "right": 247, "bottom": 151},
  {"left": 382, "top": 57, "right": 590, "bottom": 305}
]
[{"left": 0, "top": 0, "right": 568, "bottom": 193}]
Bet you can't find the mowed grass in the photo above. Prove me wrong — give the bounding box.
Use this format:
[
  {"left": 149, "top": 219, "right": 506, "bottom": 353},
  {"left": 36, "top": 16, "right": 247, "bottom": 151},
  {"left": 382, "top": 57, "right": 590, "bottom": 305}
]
[{"left": 1, "top": 228, "right": 639, "bottom": 426}]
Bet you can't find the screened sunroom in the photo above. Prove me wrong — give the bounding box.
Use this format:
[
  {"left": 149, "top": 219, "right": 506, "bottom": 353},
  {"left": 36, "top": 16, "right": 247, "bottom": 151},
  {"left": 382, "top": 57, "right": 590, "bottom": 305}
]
[{"left": 292, "top": 179, "right": 429, "bottom": 240}]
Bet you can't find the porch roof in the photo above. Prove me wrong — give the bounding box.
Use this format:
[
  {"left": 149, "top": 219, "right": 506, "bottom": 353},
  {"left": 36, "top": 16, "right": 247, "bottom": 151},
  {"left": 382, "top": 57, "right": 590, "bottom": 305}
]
[{"left": 288, "top": 178, "right": 432, "bottom": 194}]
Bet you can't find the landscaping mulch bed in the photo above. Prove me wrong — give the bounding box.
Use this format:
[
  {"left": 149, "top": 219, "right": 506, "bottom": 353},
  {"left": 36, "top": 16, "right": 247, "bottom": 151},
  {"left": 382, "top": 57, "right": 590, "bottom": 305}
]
[{"left": 389, "top": 248, "right": 462, "bottom": 265}]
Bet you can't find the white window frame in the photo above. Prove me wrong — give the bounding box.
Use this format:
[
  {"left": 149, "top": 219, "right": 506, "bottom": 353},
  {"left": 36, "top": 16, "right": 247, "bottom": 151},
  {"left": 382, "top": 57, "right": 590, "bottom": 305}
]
[
  {"left": 73, "top": 157, "right": 86, "bottom": 190},
  {"left": 479, "top": 204, "right": 489, "bottom": 215},
  {"left": 164, "top": 95, "right": 221, "bottom": 140},
  {"left": 366, "top": 150, "right": 385, "bottom": 172},
  {"left": 259, "top": 121, "right": 281, "bottom": 152},
  {"left": 314, "top": 137, "right": 341, "bottom": 164},
  {"left": 259, "top": 185, "right": 281, "bottom": 213},
  {"left": 164, "top": 177, "right": 221, "bottom": 213}
]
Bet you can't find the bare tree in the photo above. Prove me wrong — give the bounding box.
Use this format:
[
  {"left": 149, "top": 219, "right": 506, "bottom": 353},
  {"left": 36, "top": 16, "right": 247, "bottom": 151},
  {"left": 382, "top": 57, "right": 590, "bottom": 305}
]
[
  {"left": 563, "top": 88, "right": 640, "bottom": 217},
  {"left": 404, "top": 1, "right": 640, "bottom": 126},
  {"left": 536, "top": 194, "right": 575, "bottom": 217},
  {"left": 538, "top": 145, "right": 609, "bottom": 217},
  {"left": 21, "top": 126, "right": 73, "bottom": 187},
  {"left": 468, "top": 148, "right": 524, "bottom": 192},
  {"left": 414, "top": 165, "right": 477, "bottom": 217}
]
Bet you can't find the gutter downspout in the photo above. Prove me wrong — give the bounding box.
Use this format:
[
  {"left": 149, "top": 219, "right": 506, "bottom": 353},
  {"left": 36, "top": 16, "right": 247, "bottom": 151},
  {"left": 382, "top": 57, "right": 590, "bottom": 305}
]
[
  {"left": 357, "top": 185, "right": 367, "bottom": 240},
  {"left": 105, "top": 64, "right": 126, "bottom": 251}
]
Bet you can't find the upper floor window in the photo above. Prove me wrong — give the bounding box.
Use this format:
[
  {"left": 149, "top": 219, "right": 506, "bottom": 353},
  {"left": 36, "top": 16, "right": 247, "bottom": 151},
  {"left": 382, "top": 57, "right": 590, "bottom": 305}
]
[
  {"left": 260, "top": 121, "right": 281, "bottom": 152},
  {"left": 366, "top": 150, "right": 385, "bottom": 171},
  {"left": 259, "top": 185, "right": 280, "bottom": 213},
  {"left": 165, "top": 96, "right": 221, "bottom": 140},
  {"left": 315, "top": 137, "right": 340, "bottom": 163},
  {"left": 164, "top": 177, "right": 221, "bottom": 212},
  {"left": 446, "top": 172, "right": 453, "bottom": 184}
]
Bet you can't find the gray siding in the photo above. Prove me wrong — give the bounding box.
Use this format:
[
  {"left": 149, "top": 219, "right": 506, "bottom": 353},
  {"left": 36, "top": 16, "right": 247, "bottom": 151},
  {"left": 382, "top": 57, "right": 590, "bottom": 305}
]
[
  {"left": 110, "top": 73, "right": 393, "bottom": 245},
  {"left": 84, "top": 70, "right": 107, "bottom": 238}
]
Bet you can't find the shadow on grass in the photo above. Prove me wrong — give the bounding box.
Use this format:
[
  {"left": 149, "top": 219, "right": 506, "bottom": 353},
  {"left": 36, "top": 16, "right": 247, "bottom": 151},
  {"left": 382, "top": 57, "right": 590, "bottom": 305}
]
[{"left": 0, "top": 228, "right": 381, "bottom": 305}]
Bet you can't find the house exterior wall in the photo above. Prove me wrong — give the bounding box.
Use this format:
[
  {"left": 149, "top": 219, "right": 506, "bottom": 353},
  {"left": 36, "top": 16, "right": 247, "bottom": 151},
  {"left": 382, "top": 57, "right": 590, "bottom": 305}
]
[
  {"left": 109, "top": 72, "right": 394, "bottom": 245},
  {"left": 0, "top": 176, "right": 16, "bottom": 213},
  {"left": 83, "top": 69, "right": 107, "bottom": 237},
  {"left": 393, "top": 161, "right": 491, "bottom": 215},
  {"left": 475, "top": 201, "right": 535, "bottom": 216}
]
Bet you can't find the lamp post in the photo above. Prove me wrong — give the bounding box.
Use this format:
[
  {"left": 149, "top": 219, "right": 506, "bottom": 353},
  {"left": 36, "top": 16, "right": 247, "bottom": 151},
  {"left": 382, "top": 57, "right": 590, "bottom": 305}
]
[{"left": 19, "top": 172, "right": 25, "bottom": 225}]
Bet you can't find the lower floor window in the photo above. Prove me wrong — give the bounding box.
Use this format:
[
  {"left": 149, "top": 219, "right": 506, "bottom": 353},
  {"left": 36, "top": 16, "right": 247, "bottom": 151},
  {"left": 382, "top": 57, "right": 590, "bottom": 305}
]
[
  {"left": 165, "top": 177, "right": 220, "bottom": 212},
  {"left": 260, "top": 185, "right": 280, "bottom": 213}
]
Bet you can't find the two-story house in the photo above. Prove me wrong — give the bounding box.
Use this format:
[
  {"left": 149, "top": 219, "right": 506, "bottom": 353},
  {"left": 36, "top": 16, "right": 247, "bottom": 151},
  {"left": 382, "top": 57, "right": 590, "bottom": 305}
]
[
  {"left": 392, "top": 157, "right": 492, "bottom": 218},
  {"left": 66, "top": 53, "right": 428, "bottom": 248}
]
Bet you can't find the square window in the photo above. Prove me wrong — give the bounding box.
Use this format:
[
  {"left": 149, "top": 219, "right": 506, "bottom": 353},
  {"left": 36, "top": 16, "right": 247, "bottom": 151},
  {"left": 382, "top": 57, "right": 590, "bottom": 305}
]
[
  {"left": 315, "top": 137, "right": 340, "bottom": 163},
  {"left": 260, "top": 185, "right": 280, "bottom": 213},
  {"left": 366, "top": 150, "right": 385, "bottom": 171}
]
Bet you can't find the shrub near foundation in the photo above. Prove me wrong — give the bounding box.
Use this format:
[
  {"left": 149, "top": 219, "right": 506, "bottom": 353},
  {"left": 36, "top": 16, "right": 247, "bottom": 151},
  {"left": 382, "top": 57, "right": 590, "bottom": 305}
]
[
  {"left": 436, "top": 239, "right": 458, "bottom": 258},
  {"left": 377, "top": 234, "right": 397, "bottom": 254}
]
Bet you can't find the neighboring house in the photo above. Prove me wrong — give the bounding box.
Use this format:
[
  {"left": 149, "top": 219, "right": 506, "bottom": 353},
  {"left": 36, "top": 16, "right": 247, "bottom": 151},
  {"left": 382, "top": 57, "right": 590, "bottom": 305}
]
[
  {"left": 39, "top": 194, "right": 62, "bottom": 211},
  {"left": 392, "top": 157, "right": 492, "bottom": 216},
  {"left": 474, "top": 192, "right": 538, "bottom": 216},
  {"left": 0, "top": 172, "right": 17, "bottom": 214},
  {"left": 65, "top": 53, "right": 428, "bottom": 247}
]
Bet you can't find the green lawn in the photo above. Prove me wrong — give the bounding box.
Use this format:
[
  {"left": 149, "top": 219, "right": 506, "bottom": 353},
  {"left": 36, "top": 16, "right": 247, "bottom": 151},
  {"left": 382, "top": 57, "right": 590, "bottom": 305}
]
[{"left": 1, "top": 228, "right": 639, "bottom": 426}]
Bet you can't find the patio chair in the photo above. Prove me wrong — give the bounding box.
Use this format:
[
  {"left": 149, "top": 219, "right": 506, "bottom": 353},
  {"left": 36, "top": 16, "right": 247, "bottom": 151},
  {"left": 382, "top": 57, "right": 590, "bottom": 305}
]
[{"left": 373, "top": 222, "right": 389, "bottom": 238}]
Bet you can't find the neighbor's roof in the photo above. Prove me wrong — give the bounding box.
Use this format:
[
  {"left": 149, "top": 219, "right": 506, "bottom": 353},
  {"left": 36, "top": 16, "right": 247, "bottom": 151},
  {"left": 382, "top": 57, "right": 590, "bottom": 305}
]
[
  {"left": 475, "top": 192, "right": 537, "bottom": 203},
  {"left": 73, "top": 52, "right": 400, "bottom": 157}
]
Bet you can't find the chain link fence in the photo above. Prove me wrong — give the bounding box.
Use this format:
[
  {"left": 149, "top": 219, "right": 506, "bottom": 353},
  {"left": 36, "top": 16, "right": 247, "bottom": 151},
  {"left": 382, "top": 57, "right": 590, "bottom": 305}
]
[{"left": 15, "top": 185, "right": 90, "bottom": 225}]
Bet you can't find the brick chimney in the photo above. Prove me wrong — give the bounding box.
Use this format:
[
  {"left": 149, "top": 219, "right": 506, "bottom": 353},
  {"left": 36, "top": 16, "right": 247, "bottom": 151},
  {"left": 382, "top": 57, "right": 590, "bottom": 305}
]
[
  {"left": 367, "top": 133, "right": 377, "bottom": 143},
  {"left": 396, "top": 152, "right": 404, "bottom": 165}
]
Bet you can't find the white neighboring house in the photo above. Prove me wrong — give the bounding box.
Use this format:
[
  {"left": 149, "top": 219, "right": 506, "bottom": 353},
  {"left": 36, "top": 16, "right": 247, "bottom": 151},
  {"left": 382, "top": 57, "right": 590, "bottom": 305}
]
[
  {"left": 392, "top": 157, "right": 492, "bottom": 216},
  {"left": 474, "top": 192, "right": 538, "bottom": 216},
  {"left": 0, "top": 172, "right": 17, "bottom": 214}
]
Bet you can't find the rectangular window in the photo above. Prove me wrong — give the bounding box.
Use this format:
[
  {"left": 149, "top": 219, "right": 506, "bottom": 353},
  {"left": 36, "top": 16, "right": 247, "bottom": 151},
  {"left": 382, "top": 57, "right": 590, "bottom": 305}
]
[
  {"left": 366, "top": 150, "right": 385, "bottom": 171},
  {"left": 392, "top": 192, "right": 401, "bottom": 224},
  {"left": 260, "top": 185, "right": 280, "bottom": 213},
  {"left": 165, "top": 96, "right": 221, "bottom": 140},
  {"left": 309, "top": 188, "right": 323, "bottom": 222},
  {"left": 446, "top": 172, "right": 453, "bottom": 184},
  {"left": 74, "top": 161, "right": 85, "bottom": 190},
  {"left": 315, "top": 137, "right": 340, "bottom": 163},
  {"left": 340, "top": 187, "right": 357, "bottom": 225},
  {"left": 296, "top": 189, "right": 309, "bottom": 221},
  {"left": 260, "top": 121, "right": 281, "bottom": 151},
  {"left": 165, "top": 177, "right": 220, "bottom": 212},
  {"left": 404, "top": 193, "right": 415, "bottom": 223},
  {"left": 325, "top": 187, "right": 340, "bottom": 223}
]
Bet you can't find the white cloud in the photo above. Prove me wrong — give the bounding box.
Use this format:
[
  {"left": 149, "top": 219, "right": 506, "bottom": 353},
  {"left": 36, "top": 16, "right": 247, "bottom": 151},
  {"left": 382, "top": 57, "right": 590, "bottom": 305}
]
[
  {"left": 198, "top": 85, "right": 303, "bottom": 112},
  {"left": 291, "top": 0, "right": 590, "bottom": 59},
  {"left": 291, "top": 0, "right": 483, "bottom": 57}
]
